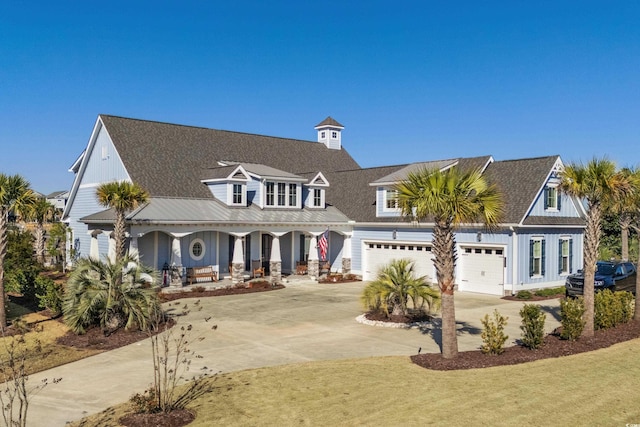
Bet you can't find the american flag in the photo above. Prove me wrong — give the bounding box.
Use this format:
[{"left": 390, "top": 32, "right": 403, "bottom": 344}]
[{"left": 318, "top": 229, "right": 329, "bottom": 261}]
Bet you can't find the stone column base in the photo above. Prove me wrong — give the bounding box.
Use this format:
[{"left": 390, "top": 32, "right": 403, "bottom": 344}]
[
  {"left": 342, "top": 258, "right": 351, "bottom": 274},
  {"left": 270, "top": 261, "right": 282, "bottom": 284},
  {"left": 232, "top": 262, "right": 245, "bottom": 284},
  {"left": 308, "top": 259, "right": 319, "bottom": 280}
]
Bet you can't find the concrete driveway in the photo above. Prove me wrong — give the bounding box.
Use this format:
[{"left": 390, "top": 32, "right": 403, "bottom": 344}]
[{"left": 27, "top": 280, "right": 561, "bottom": 426}]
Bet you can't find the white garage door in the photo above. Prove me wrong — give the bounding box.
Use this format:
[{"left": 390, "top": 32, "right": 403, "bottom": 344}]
[
  {"left": 364, "top": 242, "right": 435, "bottom": 283},
  {"left": 459, "top": 246, "right": 505, "bottom": 295}
]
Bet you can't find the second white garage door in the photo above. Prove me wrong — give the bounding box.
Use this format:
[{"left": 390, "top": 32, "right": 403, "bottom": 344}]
[
  {"left": 458, "top": 246, "right": 505, "bottom": 295},
  {"left": 363, "top": 242, "right": 435, "bottom": 283}
]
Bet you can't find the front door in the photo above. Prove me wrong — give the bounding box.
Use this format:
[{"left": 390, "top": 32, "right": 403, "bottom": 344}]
[{"left": 261, "top": 234, "right": 272, "bottom": 273}]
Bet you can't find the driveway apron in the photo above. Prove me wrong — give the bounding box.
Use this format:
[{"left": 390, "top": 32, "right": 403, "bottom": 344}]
[{"left": 26, "top": 281, "right": 561, "bottom": 426}]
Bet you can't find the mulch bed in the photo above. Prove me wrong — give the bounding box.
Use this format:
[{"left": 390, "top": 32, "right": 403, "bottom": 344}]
[
  {"left": 411, "top": 319, "right": 640, "bottom": 370},
  {"left": 501, "top": 294, "right": 564, "bottom": 302},
  {"left": 365, "top": 310, "right": 432, "bottom": 324},
  {"left": 159, "top": 283, "right": 285, "bottom": 302},
  {"left": 120, "top": 409, "right": 195, "bottom": 427}
]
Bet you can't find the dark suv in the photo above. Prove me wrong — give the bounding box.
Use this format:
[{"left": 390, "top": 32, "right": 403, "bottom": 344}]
[{"left": 565, "top": 261, "right": 637, "bottom": 297}]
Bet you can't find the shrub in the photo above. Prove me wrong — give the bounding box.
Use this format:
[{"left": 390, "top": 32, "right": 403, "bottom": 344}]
[
  {"left": 516, "top": 290, "right": 533, "bottom": 300},
  {"left": 560, "top": 297, "right": 585, "bottom": 340},
  {"left": 519, "top": 304, "right": 546, "bottom": 349},
  {"left": 35, "top": 276, "right": 63, "bottom": 315},
  {"left": 481, "top": 310, "right": 509, "bottom": 355},
  {"left": 63, "top": 256, "right": 161, "bottom": 334},
  {"left": 594, "top": 289, "right": 634, "bottom": 330},
  {"left": 534, "top": 287, "right": 565, "bottom": 297},
  {"left": 129, "top": 387, "right": 158, "bottom": 414},
  {"left": 361, "top": 259, "right": 440, "bottom": 318}
]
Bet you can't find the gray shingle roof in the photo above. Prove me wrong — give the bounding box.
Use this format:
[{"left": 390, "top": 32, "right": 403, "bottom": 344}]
[
  {"left": 81, "top": 197, "right": 351, "bottom": 225},
  {"left": 482, "top": 155, "right": 564, "bottom": 224},
  {"left": 100, "top": 115, "right": 359, "bottom": 199},
  {"left": 315, "top": 116, "right": 344, "bottom": 128},
  {"left": 522, "top": 216, "right": 585, "bottom": 226}
]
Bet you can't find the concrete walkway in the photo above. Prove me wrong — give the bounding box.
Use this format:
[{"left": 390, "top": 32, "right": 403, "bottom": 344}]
[{"left": 27, "top": 281, "right": 561, "bottom": 426}]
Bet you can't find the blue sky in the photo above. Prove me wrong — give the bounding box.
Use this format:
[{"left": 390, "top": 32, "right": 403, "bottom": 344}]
[{"left": 2, "top": 1, "right": 639, "bottom": 194}]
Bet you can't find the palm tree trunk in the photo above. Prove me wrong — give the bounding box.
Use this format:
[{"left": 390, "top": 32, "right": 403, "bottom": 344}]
[
  {"left": 0, "top": 207, "right": 8, "bottom": 328},
  {"left": 621, "top": 216, "right": 630, "bottom": 261},
  {"left": 582, "top": 202, "right": 602, "bottom": 337},
  {"left": 114, "top": 209, "right": 126, "bottom": 261},
  {"left": 634, "top": 226, "right": 640, "bottom": 321},
  {"left": 35, "top": 223, "right": 45, "bottom": 265},
  {"left": 433, "top": 221, "right": 458, "bottom": 358}
]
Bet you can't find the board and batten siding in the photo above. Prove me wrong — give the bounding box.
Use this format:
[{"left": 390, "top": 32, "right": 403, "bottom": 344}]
[
  {"left": 67, "top": 123, "right": 131, "bottom": 262},
  {"left": 528, "top": 192, "right": 581, "bottom": 217},
  {"left": 180, "top": 231, "right": 219, "bottom": 268},
  {"left": 514, "top": 229, "right": 583, "bottom": 291}
]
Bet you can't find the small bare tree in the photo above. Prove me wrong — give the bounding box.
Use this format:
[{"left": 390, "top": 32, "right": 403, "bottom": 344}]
[{"left": 0, "top": 326, "right": 61, "bottom": 427}]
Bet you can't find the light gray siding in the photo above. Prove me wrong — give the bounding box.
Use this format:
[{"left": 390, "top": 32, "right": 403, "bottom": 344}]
[
  {"left": 529, "top": 192, "right": 580, "bottom": 217},
  {"left": 206, "top": 183, "right": 227, "bottom": 203}
]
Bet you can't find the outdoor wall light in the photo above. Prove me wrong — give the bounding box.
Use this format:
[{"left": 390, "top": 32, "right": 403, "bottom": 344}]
[
  {"left": 392, "top": 229, "right": 397, "bottom": 240},
  {"left": 476, "top": 232, "right": 482, "bottom": 242}
]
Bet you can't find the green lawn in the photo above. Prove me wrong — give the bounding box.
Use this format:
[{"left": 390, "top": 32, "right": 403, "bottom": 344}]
[{"left": 76, "top": 338, "right": 640, "bottom": 426}]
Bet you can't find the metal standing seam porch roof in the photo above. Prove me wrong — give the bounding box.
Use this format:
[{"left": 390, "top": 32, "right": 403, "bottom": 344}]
[{"left": 81, "top": 197, "right": 352, "bottom": 225}]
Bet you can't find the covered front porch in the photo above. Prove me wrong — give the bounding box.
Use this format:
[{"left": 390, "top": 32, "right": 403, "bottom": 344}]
[{"left": 125, "top": 226, "right": 353, "bottom": 286}]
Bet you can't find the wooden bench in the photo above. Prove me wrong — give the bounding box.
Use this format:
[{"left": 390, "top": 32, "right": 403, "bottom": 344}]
[
  {"left": 296, "top": 261, "right": 308, "bottom": 275},
  {"left": 186, "top": 266, "right": 218, "bottom": 285}
]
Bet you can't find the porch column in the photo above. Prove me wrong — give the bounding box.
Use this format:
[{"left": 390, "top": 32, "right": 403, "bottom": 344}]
[
  {"left": 169, "top": 234, "right": 186, "bottom": 286},
  {"left": 308, "top": 234, "right": 319, "bottom": 280},
  {"left": 128, "top": 233, "right": 140, "bottom": 262},
  {"left": 232, "top": 235, "right": 245, "bottom": 284},
  {"left": 342, "top": 234, "right": 352, "bottom": 274},
  {"left": 269, "top": 234, "right": 283, "bottom": 284},
  {"left": 107, "top": 232, "right": 117, "bottom": 263},
  {"left": 89, "top": 231, "right": 100, "bottom": 261}
]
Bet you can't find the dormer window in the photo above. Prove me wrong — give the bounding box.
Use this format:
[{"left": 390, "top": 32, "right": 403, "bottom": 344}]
[
  {"left": 321, "top": 131, "right": 326, "bottom": 139},
  {"left": 289, "top": 183, "right": 297, "bottom": 206},
  {"left": 331, "top": 131, "right": 338, "bottom": 139},
  {"left": 385, "top": 189, "right": 399, "bottom": 210},
  {"left": 313, "top": 188, "right": 323, "bottom": 207},
  {"left": 266, "top": 182, "right": 275, "bottom": 206},
  {"left": 544, "top": 186, "right": 560, "bottom": 211},
  {"left": 265, "top": 181, "right": 300, "bottom": 208},
  {"left": 230, "top": 183, "right": 246, "bottom": 206}
]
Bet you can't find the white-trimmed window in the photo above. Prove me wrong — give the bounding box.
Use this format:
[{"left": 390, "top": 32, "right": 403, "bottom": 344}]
[
  {"left": 545, "top": 186, "right": 560, "bottom": 210},
  {"left": 266, "top": 182, "right": 275, "bottom": 206},
  {"left": 231, "top": 183, "right": 245, "bottom": 205},
  {"left": 559, "top": 237, "right": 572, "bottom": 274},
  {"left": 289, "top": 183, "right": 297, "bottom": 206},
  {"left": 190, "top": 238, "right": 206, "bottom": 261},
  {"left": 321, "top": 131, "right": 326, "bottom": 139},
  {"left": 312, "top": 188, "right": 323, "bottom": 207},
  {"left": 385, "top": 189, "right": 399, "bottom": 210},
  {"left": 277, "top": 183, "right": 286, "bottom": 206},
  {"left": 331, "top": 131, "right": 338, "bottom": 139},
  {"left": 529, "top": 238, "right": 545, "bottom": 277}
]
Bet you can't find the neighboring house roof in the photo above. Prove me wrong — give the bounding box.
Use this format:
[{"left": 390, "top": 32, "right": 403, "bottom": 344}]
[
  {"left": 81, "top": 197, "right": 351, "bottom": 225},
  {"left": 46, "top": 190, "right": 69, "bottom": 199},
  {"left": 482, "top": 155, "right": 566, "bottom": 225},
  {"left": 100, "top": 115, "right": 360, "bottom": 199}
]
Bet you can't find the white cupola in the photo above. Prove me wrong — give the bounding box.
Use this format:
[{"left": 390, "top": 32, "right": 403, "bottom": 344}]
[{"left": 314, "top": 116, "right": 344, "bottom": 150}]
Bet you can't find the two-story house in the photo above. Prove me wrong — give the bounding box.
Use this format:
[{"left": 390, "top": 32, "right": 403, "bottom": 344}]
[{"left": 63, "top": 115, "right": 586, "bottom": 295}]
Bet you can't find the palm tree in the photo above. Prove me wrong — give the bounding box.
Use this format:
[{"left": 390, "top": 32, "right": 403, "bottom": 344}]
[
  {"left": 0, "top": 174, "right": 36, "bottom": 327},
  {"left": 27, "top": 198, "right": 56, "bottom": 265},
  {"left": 559, "top": 158, "right": 631, "bottom": 337},
  {"left": 395, "top": 167, "right": 503, "bottom": 359},
  {"left": 608, "top": 167, "right": 638, "bottom": 261},
  {"left": 96, "top": 181, "right": 149, "bottom": 261},
  {"left": 47, "top": 222, "right": 69, "bottom": 272},
  {"left": 63, "top": 255, "right": 160, "bottom": 334},
  {"left": 361, "top": 258, "right": 440, "bottom": 317}
]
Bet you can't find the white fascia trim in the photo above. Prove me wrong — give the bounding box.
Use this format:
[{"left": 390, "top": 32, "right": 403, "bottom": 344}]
[
  {"left": 517, "top": 155, "right": 562, "bottom": 224},
  {"left": 479, "top": 156, "right": 494, "bottom": 173},
  {"left": 68, "top": 150, "right": 85, "bottom": 172},
  {"left": 309, "top": 172, "right": 330, "bottom": 187}
]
